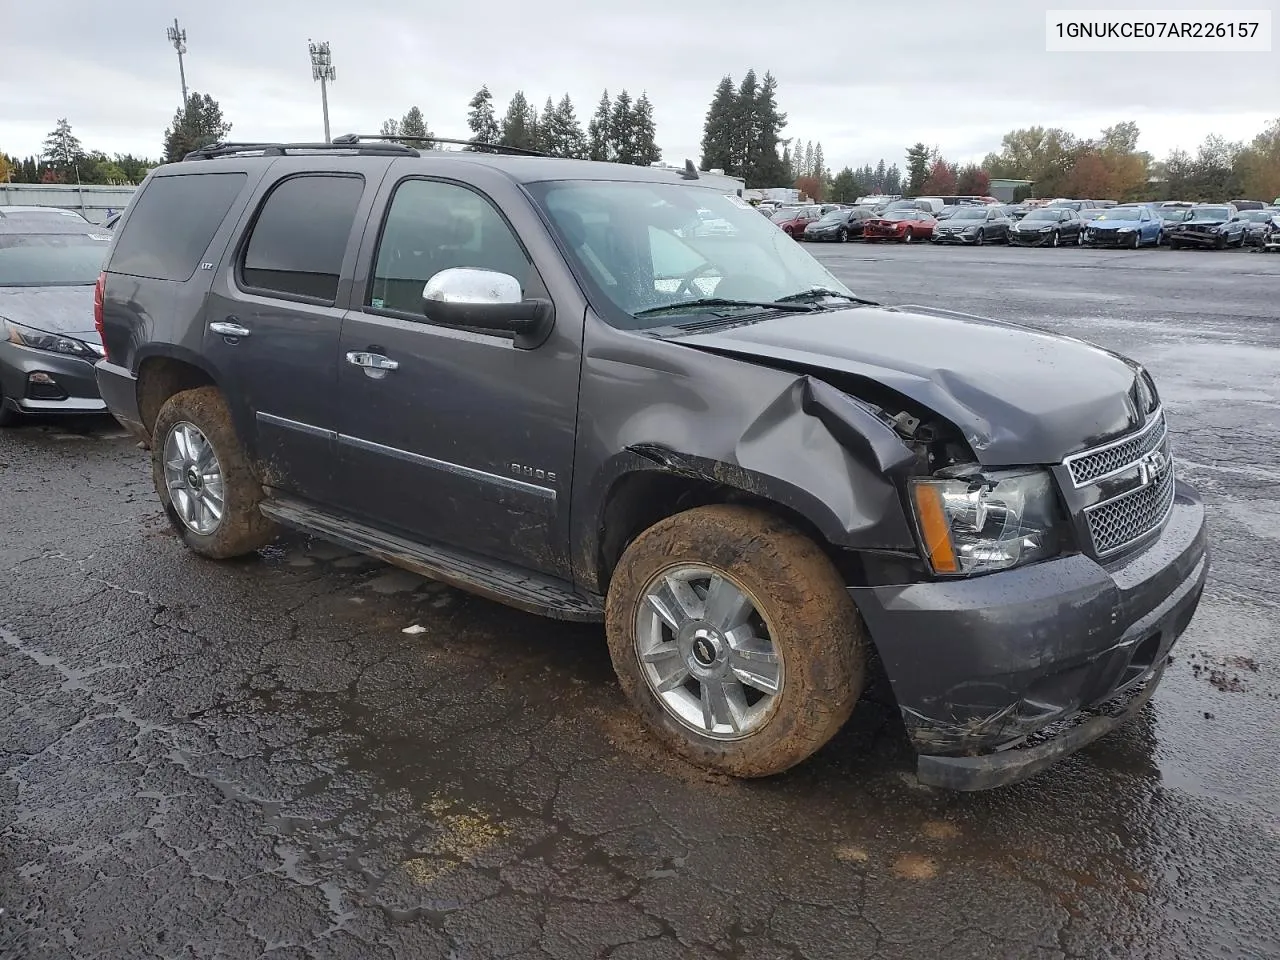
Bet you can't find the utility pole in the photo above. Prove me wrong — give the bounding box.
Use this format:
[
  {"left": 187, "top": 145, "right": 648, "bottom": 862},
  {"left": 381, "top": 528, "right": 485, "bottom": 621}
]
[
  {"left": 166, "top": 19, "right": 189, "bottom": 107},
  {"left": 308, "top": 40, "right": 336, "bottom": 143}
]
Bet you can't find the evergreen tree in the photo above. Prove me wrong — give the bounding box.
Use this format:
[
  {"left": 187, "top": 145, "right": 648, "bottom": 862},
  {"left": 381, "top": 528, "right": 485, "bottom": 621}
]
[
  {"left": 905, "top": 142, "right": 930, "bottom": 194},
  {"left": 399, "top": 106, "right": 432, "bottom": 148},
  {"left": 163, "top": 93, "right": 231, "bottom": 162},
  {"left": 42, "top": 119, "right": 84, "bottom": 173},
  {"left": 556, "top": 94, "right": 588, "bottom": 159},
  {"left": 466, "top": 86, "right": 501, "bottom": 146},
  {"left": 699, "top": 75, "right": 735, "bottom": 172},
  {"left": 780, "top": 143, "right": 792, "bottom": 181},
  {"left": 829, "top": 167, "right": 858, "bottom": 203},
  {"left": 885, "top": 163, "right": 903, "bottom": 195},
  {"left": 610, "top": 90, "right": 636, "bottom": 164},
  {"left": 500, "top": 91, "right": 538, "bottom": 152},
  {"left": 749, "top": 72, "right": 788, "bottom": 186},
  {"left": 803, "top": 141, "right": 814, "bottom": 179},
  {"left": 874, "top": 158, "right": 887, "bottom": 191},
  {"left": 631, "top": 93, "right": 661, "bottom": 166},
  {"left": 812, "top": 142, "right": 826, "bottom": 184},
  {"left": 588, "top": 89, "right": 612, "bottom": 161},
  {"left": 538, "top": 97, "right": 559, "bottom": 154},
  {"left": 731, "top": 69, "right": 759, "bottom": 177}
]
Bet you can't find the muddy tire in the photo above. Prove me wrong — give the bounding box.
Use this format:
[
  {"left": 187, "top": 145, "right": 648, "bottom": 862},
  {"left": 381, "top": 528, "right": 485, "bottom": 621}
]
[
  {"left": 151, "top": 386, "right": 277, "bottom": 559},
  {"left": 605, "top": 504, "right": 865, "bottom": 778}
]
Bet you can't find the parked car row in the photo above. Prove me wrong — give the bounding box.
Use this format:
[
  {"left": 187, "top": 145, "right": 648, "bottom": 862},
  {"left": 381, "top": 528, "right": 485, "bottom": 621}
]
[{"left": 780, "top": 197, "right": 1279, "bottom": 251}]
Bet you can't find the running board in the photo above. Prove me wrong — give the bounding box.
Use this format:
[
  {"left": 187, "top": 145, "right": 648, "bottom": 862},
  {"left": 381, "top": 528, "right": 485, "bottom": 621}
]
[{"left": 260, "top": 496, "right": 604, "bottom": 622}]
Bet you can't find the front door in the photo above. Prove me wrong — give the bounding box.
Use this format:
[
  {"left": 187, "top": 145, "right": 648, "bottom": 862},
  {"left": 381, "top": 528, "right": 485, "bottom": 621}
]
[
  {"left": 204, "top": 166, "right": 380, "bottom": 506},
  {"left": 334, "top": 176, "right": 581, "bottom": 577}
]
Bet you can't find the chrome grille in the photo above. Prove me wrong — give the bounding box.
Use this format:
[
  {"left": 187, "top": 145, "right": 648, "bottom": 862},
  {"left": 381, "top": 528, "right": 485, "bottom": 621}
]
[
  {"left": 1084, "top": 456, "right": 1176, "bottom": 556},
  {"left": 1065, "top": 409, "right": 1167, "bottom": 486}
]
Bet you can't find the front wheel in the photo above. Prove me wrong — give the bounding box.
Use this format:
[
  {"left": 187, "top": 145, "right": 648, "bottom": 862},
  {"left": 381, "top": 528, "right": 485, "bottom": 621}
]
[
  {"left": 605, "top": 505, "right": 865, "bottom": 778},
  {"left": 1129, "top": 231, "right": 1141, "bottom": 250},
  {"left": 902, "top": 227, "right": 914, "bottom": 243},
  {"left": 837, "top": 228, "right": 848, "bottom": 243},
  {"left": 151, "top": 386, "right": 279, "bottom": 559},
  {"left": 974, "top": 229, "right": 985, "bottom": 246},
  {"left": 1050, "top": 230, "right": 1060, "bottom": 248}
]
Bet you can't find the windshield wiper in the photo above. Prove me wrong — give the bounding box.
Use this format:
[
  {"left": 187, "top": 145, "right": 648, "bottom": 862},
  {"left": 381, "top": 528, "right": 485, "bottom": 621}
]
[
  {"left": 774, "top": 287, "right": 880, "bottom": 307},
  {"left": 633, "top": 297, "right": 816, "bottom": 319}
]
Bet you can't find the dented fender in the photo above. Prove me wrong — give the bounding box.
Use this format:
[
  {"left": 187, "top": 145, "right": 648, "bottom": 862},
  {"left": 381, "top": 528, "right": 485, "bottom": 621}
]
[{"left": 570, "top": 327, "right": 925, "bottom": 593}]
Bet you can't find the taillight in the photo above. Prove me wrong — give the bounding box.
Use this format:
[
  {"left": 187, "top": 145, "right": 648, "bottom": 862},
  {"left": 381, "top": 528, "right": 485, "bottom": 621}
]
[{"left": 93, "top": 272, "right": 108, "bottom": 360}]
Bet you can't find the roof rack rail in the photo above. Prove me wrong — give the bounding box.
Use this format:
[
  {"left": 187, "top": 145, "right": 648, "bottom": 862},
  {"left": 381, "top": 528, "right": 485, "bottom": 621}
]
[
  {"left": 335, "top": 134, "right": 549, "bottom": 158},
  {"left": 182, "top": 139, "right": 420, "bottom": 161}
]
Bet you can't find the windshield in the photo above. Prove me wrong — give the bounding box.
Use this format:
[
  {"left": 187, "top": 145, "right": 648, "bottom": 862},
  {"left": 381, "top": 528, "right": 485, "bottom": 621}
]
[
  {"left": 1096, "top": 207, "right": 1145, "bottom": 219},
  {"left": 1239, "top": 210, "right": 1269, "bottom": 222},
  {"left": 1161, "top": 208, "right": 1191, "bottom": 222},
  {"left": 816, "top": 210, "right": 846, "bottom": 223},
  {"left": 1189, "top": 207, "right": 1230, "bottom": 221},
  {"left": 884, "top": 211, "right": 928, "bottom": 221},
  {"left": 952, "top": 208, "right": 988, "bottom": 220},
  {"left": 527, "top": 181, "right": 854, "bottom": 330},
  {"left": 770, "top": 208, "right": 799, "bottom": 222},
  {"left": 0, "top": 233, "right": 109, "bottom": 286},
  {"left": 1024, "top": 209, "right": 1062, "bottom": 221}
]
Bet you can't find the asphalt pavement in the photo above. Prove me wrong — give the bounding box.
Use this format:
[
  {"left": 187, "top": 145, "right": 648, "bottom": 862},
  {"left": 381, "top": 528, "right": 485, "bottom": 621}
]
[{"left": 3, "top": 243, "right": 1279, "bottom": 960}]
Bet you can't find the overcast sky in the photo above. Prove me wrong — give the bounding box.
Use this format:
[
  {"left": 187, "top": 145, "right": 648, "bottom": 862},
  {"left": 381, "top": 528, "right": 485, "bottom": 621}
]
[{"left": 2, "top": 0, "right": 1274, "bottom": 171}]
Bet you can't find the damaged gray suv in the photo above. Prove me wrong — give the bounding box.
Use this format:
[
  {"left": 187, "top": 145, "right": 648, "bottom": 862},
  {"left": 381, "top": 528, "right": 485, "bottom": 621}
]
[{"left": 94, "top": 136, "right": 1208, "bottom": 790}]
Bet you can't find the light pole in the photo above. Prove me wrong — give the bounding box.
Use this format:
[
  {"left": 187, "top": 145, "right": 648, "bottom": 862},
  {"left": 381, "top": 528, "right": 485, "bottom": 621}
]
[
  {"left": 308, "top": 40, "right": 336, "bottom": 143},
  {"left": 166, "top": 19, "right": 189, "bottom": 107}
]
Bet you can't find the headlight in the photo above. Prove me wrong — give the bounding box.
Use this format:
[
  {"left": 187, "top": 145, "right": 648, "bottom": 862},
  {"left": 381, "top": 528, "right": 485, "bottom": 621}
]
[
  {"left": 2, "top": 320, "right": 100, "bottom": 359},
  {"left": 1118, "top": 227, "right": 1135, "bottom": 233},
  {"left": 964, "top": 225, "right": 980, "bottom": 234},
  {"left": 909, "top": 467, "right": 1065, "bottom": 576},
  {"left": 1039, "top": 225, "right": 1052, "bottom": 232}
]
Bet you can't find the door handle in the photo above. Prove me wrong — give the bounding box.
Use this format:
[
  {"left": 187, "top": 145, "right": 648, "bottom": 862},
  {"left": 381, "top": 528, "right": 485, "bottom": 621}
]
[
  {"left": 209, "top": 320, "right": 251, "bottom": 338},
  {"left": 345, "top": 351, "right": 399, "bottom": 371}
]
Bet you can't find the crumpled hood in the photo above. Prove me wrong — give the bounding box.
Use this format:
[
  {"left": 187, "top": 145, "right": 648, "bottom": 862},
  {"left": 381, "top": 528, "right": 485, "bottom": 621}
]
[
  {"left": 675, "top": 304, "right": 1146, "bottom": 466},
  {"left": 1088, "top": 217, "right": 1143, "bottom": 228},
  {"left": 0, "top": 285, "right": 99, "bottom": 340}
]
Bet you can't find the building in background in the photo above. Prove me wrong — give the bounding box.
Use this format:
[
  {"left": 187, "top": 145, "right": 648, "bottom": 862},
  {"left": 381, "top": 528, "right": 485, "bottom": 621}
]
[
  {"left": 0, "top": 183, "right": 138, "bottom": 224},
  {"left": 989, "top": 178, "right": 1035, "bottom": 203}
]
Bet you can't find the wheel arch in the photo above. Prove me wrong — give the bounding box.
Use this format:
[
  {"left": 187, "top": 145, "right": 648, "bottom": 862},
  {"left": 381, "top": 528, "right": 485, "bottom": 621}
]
[{"left": 135, "top": 347, "right": 220, "bottom": 435}]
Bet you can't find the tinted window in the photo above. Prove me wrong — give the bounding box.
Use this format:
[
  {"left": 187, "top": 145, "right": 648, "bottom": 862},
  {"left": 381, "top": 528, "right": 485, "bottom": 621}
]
[
  {"left": 241, "top": 175, "right": 363, "bottom": 302},
  {"left": 109, "top": 173, "right": 246, "bottom": 282},
  {"left": 369, "top": 179, "right": 531, "bottom": 316}
]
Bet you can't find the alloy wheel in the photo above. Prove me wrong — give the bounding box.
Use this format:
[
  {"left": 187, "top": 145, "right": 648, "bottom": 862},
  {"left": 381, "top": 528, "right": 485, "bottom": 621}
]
[
  {"left": 634, "top": 564, "right": 783, "bottom": 741},
  {"left": 162, "top": 421, "right": 226, "bottom": 536}
]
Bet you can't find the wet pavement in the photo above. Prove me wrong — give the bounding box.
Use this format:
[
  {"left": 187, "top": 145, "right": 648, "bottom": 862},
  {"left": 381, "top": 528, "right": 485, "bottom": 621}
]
[{"left": 3, "top": 244, "right": 1279, "bottom": 960}]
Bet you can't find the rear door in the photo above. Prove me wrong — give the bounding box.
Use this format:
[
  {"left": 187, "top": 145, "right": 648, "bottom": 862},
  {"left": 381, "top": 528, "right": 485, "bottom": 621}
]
[{"left": 203, "top": 159, "right": 390, "bottom": 506}]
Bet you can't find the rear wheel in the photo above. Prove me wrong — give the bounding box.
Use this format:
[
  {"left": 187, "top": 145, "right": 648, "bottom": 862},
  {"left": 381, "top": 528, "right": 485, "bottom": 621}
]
[
  {"left": 151, "top": 386, "right": 278, "bottom": 559},
  {"left": 605, "top": 505, "right": 865, "bottom": 778}
]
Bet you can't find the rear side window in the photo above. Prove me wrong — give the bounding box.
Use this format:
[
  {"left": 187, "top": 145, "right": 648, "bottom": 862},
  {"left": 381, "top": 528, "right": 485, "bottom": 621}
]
[
  {"left": 109, "top": 172, "right": 246, "bottom": 282},
  {"left": 241, "top": 175, "right": 364, "bottom": 302}
]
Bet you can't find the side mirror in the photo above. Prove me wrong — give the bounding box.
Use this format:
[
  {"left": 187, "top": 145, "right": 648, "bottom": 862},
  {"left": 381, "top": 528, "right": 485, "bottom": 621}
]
[{"left": 423, "top": 267, "right": 554, "bottom": 349}]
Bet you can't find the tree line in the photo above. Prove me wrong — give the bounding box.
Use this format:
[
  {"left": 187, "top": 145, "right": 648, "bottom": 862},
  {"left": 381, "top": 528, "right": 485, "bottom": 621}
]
[{"left": 789, "top": 120, "right": 1280, "bottom": 204}]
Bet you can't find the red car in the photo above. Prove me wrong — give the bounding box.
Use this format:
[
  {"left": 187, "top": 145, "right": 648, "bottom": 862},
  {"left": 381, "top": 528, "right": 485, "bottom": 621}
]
[
  {"left": 862, "top": 209, "right": 937, "bottom": 243},
  {"left": 770, "top": 204, "right": 823, "bottom": 239}
]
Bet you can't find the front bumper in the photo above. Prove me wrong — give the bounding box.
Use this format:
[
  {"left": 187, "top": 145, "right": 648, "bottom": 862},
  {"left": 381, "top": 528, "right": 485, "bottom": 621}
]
[
  {"left": 1085, "top": 230, "right": 1137, "bottom": 247},
  {"left": 803, "top": 230, "right": 842, "bottom": 242},
  {"left": 850, "top": 480, "right": 1208, "bottom": 791},
  {"left": 930, "top": 231, "right": 980, "bottom": 244},
  {"left": 0, "top": 343, "right": 106, "bottom": 415},
  {"left": 1009, "top": 231, "right": 1053, "bottom": 246},
  {"left": 1169, "top": 230, "right": 1223, "bottom": 247}
]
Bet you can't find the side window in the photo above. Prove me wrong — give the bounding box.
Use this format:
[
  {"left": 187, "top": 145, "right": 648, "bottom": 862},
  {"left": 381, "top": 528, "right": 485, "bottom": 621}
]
[
  {"left": 109, "top": 172, "right": 247, "bottom": 282},
  {"left": 369, "top": 179, "right": 531, "bottom": 316},
  {"left": 241, "top": 175, "right": 364, "bottom": 303}
]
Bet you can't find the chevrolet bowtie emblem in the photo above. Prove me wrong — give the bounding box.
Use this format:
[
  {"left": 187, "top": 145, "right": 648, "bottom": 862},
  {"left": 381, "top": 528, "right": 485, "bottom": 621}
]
[{"left": 1137, "top": 449, "right": 1168, "bottom": 486}]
